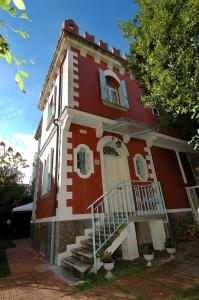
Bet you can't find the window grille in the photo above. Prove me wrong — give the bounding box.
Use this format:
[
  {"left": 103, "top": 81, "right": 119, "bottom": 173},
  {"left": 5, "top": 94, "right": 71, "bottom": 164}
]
[
  {"left": 103, "top": 145, "right": 120, "bottom": 156},
  {"left": 134, "top": 154, "right": 148, "bottom": 181},
  {"left": 75, "top": 145, "right": 94, "bottom": 178}
]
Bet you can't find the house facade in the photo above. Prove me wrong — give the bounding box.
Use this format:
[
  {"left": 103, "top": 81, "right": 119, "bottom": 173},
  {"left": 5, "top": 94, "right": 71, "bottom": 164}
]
[{"left": 32, "top": 19, "right": 199, "bottom": 275}]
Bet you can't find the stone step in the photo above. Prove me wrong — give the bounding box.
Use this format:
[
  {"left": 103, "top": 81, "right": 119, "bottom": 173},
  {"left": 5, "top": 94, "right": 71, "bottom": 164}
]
[
  {"left": 62, "top": 256, "right": 91, "bottom": 277},
  {"left": 71, "top": 247, "right": 93, "bottom": 264}
]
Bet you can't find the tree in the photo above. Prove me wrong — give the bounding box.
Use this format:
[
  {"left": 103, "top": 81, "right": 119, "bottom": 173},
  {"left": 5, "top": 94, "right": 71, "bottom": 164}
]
[
  {"left": 119, "top": 0, "right": 199, "bottom": 147},
  {"left": 0, "top": 141, "right": 28, "bottom": 185},
  {"left": 0, "top": 0, "right": 30, "bottom": 92},
  {"left": 0, "top": 141, "right": 32, "bottom": 211}
]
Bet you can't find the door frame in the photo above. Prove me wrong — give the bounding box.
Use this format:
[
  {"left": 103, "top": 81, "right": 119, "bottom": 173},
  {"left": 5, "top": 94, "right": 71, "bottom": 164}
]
[{"left": 97, "top": 135, "right": 130, "bottom": 195}]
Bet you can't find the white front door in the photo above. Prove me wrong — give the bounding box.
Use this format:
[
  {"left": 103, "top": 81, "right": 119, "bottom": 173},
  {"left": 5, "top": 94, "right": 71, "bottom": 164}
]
[
  {"left": 102, "top": 143, "right": 133, "bottom": 213},
  {"left": 103, "top": 155, "right": 129, "bottom": 190}
]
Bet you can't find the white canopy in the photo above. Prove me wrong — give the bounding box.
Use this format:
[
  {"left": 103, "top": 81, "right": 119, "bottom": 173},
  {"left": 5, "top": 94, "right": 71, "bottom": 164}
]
[{"left": 12, "top": 202, "right": 33, "bottom": 212}]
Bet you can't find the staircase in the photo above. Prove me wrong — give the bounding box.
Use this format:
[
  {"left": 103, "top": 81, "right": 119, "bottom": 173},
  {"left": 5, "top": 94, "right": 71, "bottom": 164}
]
[
  {"left": 62, "top": 220, "right": 126, "bottom": 277},
  {"left": 62, "top": 180, "right": 168, "bottom": 277}
]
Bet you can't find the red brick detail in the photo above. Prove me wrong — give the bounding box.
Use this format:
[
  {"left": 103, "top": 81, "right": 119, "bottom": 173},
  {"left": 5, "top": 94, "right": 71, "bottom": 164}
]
[
  {"left": 84, "top": 31, "right": 95, "bottom": 44},
  {"left": 151, "top": 146, "right": 190, "bottom": 209},
  {"left": 61, "top": 19, "right": 79, "bottom": 35},
  {"left": 98, "top": 39, "right": 108, "bottom": 50},
  {"left": 112, "top": 47, "right": 120, "bottom": 58}
]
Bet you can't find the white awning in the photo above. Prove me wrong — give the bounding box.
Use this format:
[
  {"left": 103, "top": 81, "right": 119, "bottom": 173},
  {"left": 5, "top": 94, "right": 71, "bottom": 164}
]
[
  {"left": 104, "top": 118, "right": 154, "bottom": 137},
  {"left": 12, "top": 202, "right": 33, "bottom": 212}
]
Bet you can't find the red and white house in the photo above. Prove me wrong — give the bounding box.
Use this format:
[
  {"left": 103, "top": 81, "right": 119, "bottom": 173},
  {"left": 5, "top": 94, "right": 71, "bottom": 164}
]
[{"left": 32, "top": 19, "right": 199, "bottom": 275}]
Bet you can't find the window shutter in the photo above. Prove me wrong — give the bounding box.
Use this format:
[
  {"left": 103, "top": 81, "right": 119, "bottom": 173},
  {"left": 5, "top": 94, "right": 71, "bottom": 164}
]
[
  {"left": 99, "top": 69, "right": 108, "bottom": 101},
  {"left": 52, "top": 86, "right": 57, "bottom": 116},
  {"left": 47, "top": 148, "right": 54, "bottom": 191},
  {"left": 119, "top": 80, "right": 129, "bottom": 109},
  {"left": 42, "top": 159, "right": 48, "bottom": 195}
]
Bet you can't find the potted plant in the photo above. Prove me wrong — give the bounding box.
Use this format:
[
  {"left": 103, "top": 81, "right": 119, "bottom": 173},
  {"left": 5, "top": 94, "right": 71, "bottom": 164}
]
[
  {"left": 139, "top": 244, "right": 154, "bottom": 267},
  {"left": 100, "top": 251, "right": 114, "bottom": 279},
  {"left": 164, "top": 238, "right": 177, "bottom": 258},
  {"left": 185, "top": 222, "right": 199, "bottom": 241}
]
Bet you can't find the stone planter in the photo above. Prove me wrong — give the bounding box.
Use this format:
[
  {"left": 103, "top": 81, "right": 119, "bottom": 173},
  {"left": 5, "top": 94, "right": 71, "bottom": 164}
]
[
  {"left": 103, "top": 261, "right": 115, "bottom": 279},
  {"left": 143, "top": 253, "right": 154, "bottom": 267},
  {"left": 166, "top": 247, "right": 176, "bottom": 259}
]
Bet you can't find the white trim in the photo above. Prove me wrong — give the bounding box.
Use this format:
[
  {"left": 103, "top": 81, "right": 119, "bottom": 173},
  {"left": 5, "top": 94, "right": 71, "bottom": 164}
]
[
  {"left": 167, "top": 208, "right": 192, "bottom": 213},
  {"left": 74, "top": 101, "right": 79, "bottom": 107},
  {"left": 66, "top": 178, "right": 72, "bottom": 185},
  {"left": 66, "top": 165, "right": 72, "bottom": 172},
  {"left": 67, "top": 154, "right": 72, "bottom": 160},
  {"left": 66, "top": 191, "right": 72, "bottom": 199},
  {"left": 33, "top": 217, "right": 56, "bottom": 223},
  {"left": 72, "top": 74, "right": 79, "bottom": 80},
  {"left": 80, "top": 129, "right": 87, "bottom": 134},
  {"left": 94, "top": 56, "right": 100, "bottom": 64},
  {"left": 66, "top": 143, "right": 72, "bottom": 149},
  {"left": 133, "top": 153, "right": 149, "bottom": 182},
  {"left": 104, "top": 69, "right": 120, "bottom": 84},
  {"left": 73, "top": 66, "right": 78, "bottom": 72},
  {"left": 74, "top": 144, "right": 94, "bottom": 179},
  {"left": 73, "top": 82, "right": 79, "bottom": 88},
  {"left": 175, "top": 151, "right": 187, "bottom": 184},
  {"left": 73, "top": 91, "right": 79, "bottom": 97}
]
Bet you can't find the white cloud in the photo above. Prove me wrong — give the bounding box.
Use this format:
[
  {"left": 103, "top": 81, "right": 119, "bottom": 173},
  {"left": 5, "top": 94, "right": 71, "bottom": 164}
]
[{"left": 0, "top": 132, "right": 37, "bottom": 184}]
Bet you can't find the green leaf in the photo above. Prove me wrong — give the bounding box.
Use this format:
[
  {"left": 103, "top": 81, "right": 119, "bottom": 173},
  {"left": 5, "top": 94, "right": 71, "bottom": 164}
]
[
  {"left": 12, "top": 0, "right": 25, "bottom": 10},
  {"left": 15, "top": 71, "right": 21, "bottom": 83},
  {"left": 15, "top": 30, "right": 29, "bottom": 39},
  {"left": 19, "top": 70, "right": 29, "bottom": 78},
  {"left": 19, "top": 12, "right": 29, "bottom": 20},
  {"left": 8, "top": 7, "right": 16, "bottom": 15},
  {"left": 5, "top": 50, "right": 12, "bottom": 64},
  {"left": 18, "top": 78, "right": 25, "bottom": 92},
  {"left": 0, "top": 0, "right": 11, "bottom": 10}
]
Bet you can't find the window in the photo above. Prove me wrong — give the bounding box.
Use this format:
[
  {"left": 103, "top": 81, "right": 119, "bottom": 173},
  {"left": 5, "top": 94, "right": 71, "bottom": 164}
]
[
  {"left": 42, "top": 148, "right": 54, "bottom": 196},
  {"left": 133, "top": 154, "right": 149, "bottom": 181},
  {"left": 46, "top": 86, "right": 57, "bottom": 129},
  {"left": 106, "top": 76, "right": 120, "bottom": 105},
  {"left": 99, "top": 69, "right": 129, "bottom": 109},
  {"left": 74, "top": 145, "right": 94, "bottom": 178}
]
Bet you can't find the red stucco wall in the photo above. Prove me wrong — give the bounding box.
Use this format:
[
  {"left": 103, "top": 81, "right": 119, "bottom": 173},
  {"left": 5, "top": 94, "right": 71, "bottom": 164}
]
[{"left": 151, "top": 146, "right": 190, "bottom": 209}]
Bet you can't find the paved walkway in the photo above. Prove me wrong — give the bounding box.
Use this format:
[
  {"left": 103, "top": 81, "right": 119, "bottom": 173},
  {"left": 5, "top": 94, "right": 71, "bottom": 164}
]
[{"left": 0, "top": 239, "right": 199, "bottom": 299}]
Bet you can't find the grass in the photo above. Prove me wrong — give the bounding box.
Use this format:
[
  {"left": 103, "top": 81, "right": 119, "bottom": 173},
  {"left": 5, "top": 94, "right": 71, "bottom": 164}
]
[
  {"left": 76, "top": 260, "right": 146, "bottom": 291},
  {"left": 0, "top": 240, "right": 15, "bottom": 278},
  {"left": 168, "top": 285, "right": 199, "bottom": 300}
]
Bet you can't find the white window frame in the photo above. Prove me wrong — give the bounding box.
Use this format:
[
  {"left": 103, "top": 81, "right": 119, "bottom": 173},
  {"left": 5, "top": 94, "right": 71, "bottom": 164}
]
[
  {"left": 133, "top": 153, "right": 149, "bottom": 182},
  {"left": 107, "top": 85, "right": 120, "bottom": 105},
  {"left": 74, "top": 144, "right": 94, "bottom": 179}
]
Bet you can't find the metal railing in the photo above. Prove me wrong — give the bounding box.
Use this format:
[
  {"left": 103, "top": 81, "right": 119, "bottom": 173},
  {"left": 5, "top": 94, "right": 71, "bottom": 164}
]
[{"left": 87, "top": 180, "right": 167, "bottom": 273}]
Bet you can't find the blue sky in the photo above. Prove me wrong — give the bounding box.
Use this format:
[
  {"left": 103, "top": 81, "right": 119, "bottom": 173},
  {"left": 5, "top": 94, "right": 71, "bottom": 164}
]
[{"left": 0, "top": 0, "right": 138, "bottom": 181}]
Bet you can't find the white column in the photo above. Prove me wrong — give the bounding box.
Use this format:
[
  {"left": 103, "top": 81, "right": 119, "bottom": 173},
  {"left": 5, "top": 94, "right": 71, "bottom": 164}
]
[
  {"left": 122, "top": 222, "right": 139, "bottom": 260},
  {"left": 149, "top": 219, "right": 166, "bottom": 250}
]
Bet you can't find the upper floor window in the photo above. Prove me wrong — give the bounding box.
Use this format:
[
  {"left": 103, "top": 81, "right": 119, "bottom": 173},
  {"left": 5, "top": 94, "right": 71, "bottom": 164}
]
[
  {"left": 99, "top": 69, "right": 129, "bottom": 109},
  {"left": 46, "top": 86, "right": 57, "bottom": 129},
  {"left": 74, "top": 144, "right": 94, "bottom": 179},
  {"left": 42, "top": 148, "right": 54, "bottom": 196},
  {"left": 133, "top": 154, "right": 149, "bottom": 182}
]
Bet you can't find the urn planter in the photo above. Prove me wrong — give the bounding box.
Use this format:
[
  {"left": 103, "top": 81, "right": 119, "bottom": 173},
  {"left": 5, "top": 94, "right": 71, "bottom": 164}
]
[
  {"left": 143, "top": 253, "right": 154, "bottom": 267},
  {"left": 166, "top": 247, "right": 176, "bottom": 259},
  {"left": 103, "top": 262, "right": 115, "bottom": 279}
]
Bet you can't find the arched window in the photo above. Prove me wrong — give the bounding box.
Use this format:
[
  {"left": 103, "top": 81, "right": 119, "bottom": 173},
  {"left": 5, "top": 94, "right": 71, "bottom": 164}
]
[
  {"left": 74, "top": 145, "right": 94, "bottom": 178},
  {"left": 133, "top": 154, "right": 149, "bottom": 181},
  {"left": 99, "top": 69, "right": 129, "bottom": 109}
]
